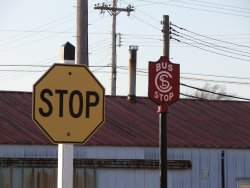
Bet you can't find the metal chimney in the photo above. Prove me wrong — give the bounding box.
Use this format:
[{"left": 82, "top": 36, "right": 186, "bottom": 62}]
[{"left": 128, "top": 45, "right": 138, "bottom": 102}]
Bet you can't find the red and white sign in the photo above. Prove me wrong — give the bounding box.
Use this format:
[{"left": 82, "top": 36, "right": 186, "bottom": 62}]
[{"left": 148, "top": 56, "right": 180, "bottom": 108}]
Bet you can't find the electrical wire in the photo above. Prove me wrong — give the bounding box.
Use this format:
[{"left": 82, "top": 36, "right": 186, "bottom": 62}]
[
  {"left": 180, "top": 76, "right": 250, "bottom": 85},
  {"left": 189, "top": 0, "right": 250, "bottom": 12},
  {"left": 180, "top": 83, "right": 250, "bottom": 101},
  {"left": 0, "top": 29, "right": 75, "bottom": 34},
  {"left": 134, "top": 15, "right": 161, "bottom": 31},
  {"left": 171, "top": 36, "right": 250, "bottom": 62},
  {"left": 172, "top": 33, "right": 250, "bottom": 58},
  {"left": 134, "top": 0, "right": 250, "bottom": 18},
  {"left": 171, "top": 23, "right": 250, "bottom": 48},
  {"left": 180, "top": 92, "right": 208, "bottom": 100},
  {"left": 174, "top": 0, "right": 250, "bottom": 14},
  {"left": 181, "top": 72, "right": 250, "bottom": 81},
  {"left": 171, "top": 29, "right": 250, "bottom": 56},
  {"left": 0, "top": 17, "right": 75, "bottom": 47},
  {"left": 0, "top": 27, "right": 75, "bottom": 54},
  {"left": 136, "top": 8, "right": 160, "bottom": 24}
]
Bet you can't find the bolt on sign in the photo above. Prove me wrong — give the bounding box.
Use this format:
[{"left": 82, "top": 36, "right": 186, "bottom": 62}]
[
  {"left": 148, "top": 56, "right": 180, "bottom": 109},
  {"left": 32, "top": 64, "right": 105, "bottom": 144}
]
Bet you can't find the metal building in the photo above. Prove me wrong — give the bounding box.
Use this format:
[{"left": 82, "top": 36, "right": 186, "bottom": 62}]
[{"left": 0, "top": 91, "right": 250, "bottom": 188}]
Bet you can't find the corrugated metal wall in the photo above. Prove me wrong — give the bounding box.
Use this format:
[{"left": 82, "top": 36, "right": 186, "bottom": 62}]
[
  {"left": 167, "top": 148, "right": 250, "bottom": 188},
  {"left": 0, "top": 167, "right": 95, "bottom": 188},
  {"left": 1, "top": 145, "right": 250, "bottom": 188}
]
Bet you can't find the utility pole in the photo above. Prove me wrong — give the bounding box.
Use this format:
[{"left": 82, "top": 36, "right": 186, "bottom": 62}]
[
  {"left": 159, "top": 15, "right": 170, "bottom": 188},
  {"left": 94, "top": 1, "right": 134, "bottom": 95},
  {"left": 162, "top": 15, "right": 170, "bottom": 57},
  {"left": 77, "top": 0, "right": 88, "bottom": 66}
]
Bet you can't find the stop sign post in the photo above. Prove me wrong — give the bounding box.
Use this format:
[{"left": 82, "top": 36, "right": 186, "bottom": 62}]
[{"left": 33, "top": 63, "right": 105, "bottom": 144}]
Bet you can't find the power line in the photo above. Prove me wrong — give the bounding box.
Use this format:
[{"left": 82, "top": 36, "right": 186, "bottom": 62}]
[
  {"left": 181, "top": 76, "right": 250, "bottom": 85},
  {"left": 136, "top": 8, "right": 160, "bottom": 24},
  {"left": 171, "top": 28, "right": 250, "bottom": 56},
  {"left": 181, "top": 72, "right": 250, "bottom": 81},
  {"left": 180, "top": 83, "right": 250, "bottom": 101},
  {"left": 134, "top": 15, "right": 161, "bottom": 31},
  {"left": 175, "top": 0, "right": 250, "bottom": 15},
  {"left": 171, "top": 23, "right": 250, "bottom": 48},
  {"left": 0, "top": 29, "right": 74, "bottom": 34},
  {"left": 171, "top": 36, "right": 250, "bottom": 62},
  {"left": 172, "top": 33, "right": 250, "bottom": 58},
  {"left": 0, "top": 16, "right": 75, "bottom": 47},
  {"left": 135, "top": 0, "right": 250, "bottom": 18},
  {"left": 180, "top": 92, "right": 208, "bottom": 100},
  {"left": 0, "top": 27, "right": 75, "bottom": 53},
  {"left": 189, "top": 0, "right": 250, "bottom": 12}
]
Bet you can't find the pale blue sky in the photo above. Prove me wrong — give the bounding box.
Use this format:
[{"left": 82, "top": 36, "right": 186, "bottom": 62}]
[{"left": 0, "top": 0, "right": 250, "bottom": 99}]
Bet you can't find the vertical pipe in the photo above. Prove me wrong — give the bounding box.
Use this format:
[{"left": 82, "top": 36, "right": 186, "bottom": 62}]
[
  {"left": 221, "top": 150, "right": 225, "bottom": 188},
  {"left": 128, "top": 45, "right": 138, "bottom": 102}
]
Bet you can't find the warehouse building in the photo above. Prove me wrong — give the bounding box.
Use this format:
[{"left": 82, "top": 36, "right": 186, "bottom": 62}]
[{"left": 0, "top": 90, "right": 250, "bottom": 188}]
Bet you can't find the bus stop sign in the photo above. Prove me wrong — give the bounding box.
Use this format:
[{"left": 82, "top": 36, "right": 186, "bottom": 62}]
[{"left": 148, "top": 56, "right": 180, "bottom": 109}]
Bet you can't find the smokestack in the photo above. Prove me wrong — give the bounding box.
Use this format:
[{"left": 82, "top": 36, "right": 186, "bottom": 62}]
[{"left": 128, "top": 45, "right": 138, "bottom": 102}]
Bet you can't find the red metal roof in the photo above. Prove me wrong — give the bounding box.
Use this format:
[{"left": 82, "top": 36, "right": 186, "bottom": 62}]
[{"left": 0, "top": 90, "right": 250, "bottom": 148}]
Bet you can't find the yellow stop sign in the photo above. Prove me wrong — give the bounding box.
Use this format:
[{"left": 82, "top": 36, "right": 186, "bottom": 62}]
[{"left": 32, "top": 64, "right": 105, "bottom": 144}]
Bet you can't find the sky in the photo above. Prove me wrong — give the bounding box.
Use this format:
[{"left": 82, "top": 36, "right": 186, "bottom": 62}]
[{"left": 0, "top": 0, "right": 250, "bottom": 100}]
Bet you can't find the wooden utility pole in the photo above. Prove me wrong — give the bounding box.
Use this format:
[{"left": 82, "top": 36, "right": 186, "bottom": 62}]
[
  {"left": 163, "top": 15, "right": 170, "bottom": 57},
  {"left": 111, "top": 0, "right": 117, "bottom": 96},
  {"left": 160, "top": 15, "right": 170, "bottom": 188},
  {"left": 94, "top": 1, "right": 134, "bottom": 95},
  {"left": 77, "top": 0, "right": 88, "bottom": 66}
]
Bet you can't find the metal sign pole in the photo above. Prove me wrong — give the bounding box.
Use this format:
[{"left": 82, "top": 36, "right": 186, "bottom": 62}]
[
  {"left": 161, "top": 15, "right": 170, "bottom": 188},
  {"left": 159, "top": 106, "right": 167, "bottom": 188},
  {"left": 58, "top": 144, "right": 74, "bottom": 188},
  {"left": 57, "top": 42, "right": 75, "bottom": 188}
]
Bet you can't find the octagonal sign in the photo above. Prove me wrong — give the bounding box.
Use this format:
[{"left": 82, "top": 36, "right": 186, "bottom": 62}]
[
  {"left": 148, "top": 56, "right": 180, "bottom": 107},
  {"left": 33, "top": 64, "right": 105, "bottom": 144}
]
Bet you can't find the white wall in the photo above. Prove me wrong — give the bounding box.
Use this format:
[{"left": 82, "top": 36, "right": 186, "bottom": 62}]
[{"left": 1, "top": 145, "right": 250, "bottom": 188}]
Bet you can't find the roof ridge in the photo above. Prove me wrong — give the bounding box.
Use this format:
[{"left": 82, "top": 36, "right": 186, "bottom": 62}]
[{"left": 0, "top": 90, "right": 32, "bottom": 94}]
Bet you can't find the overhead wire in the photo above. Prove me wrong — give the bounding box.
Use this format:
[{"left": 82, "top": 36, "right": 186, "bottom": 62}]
[
  {"left": 174, "top": 0, "right": 250, "bottom": 15},
  {"left": 171, "top": 33, "right": 250, "bottom": 59},
  {"left": 134, "top": 0, "right": 250, "bottom": 18},
  {"left": 2, "top": 65, "right": 249, "bottom": 85},
  {"left": 0, "top": 63, "right": 249, "bottom": 100},
  {"left": 0, "top": 56, "right": 58, "bottom": 85},
  {"left": 170, "top": 23, "right": 250, "bottom": 61},
  {"left": 171, "top": 36, "right": 250, "bottom": 62},
  {"left": 180, "top": 83, "right": 250, "bottom": 101},
  {"left": 189, "top": 0, "right": 250, "bottom": 12},
  {"left": 180, "top": 92, "right": 208, "bottom": 100},
  {"left": 181, "top": 76, "right": 250, "bottom": 85},
  {"left": 134, "top": 15, "right": 161, "bottom": 31},
  {"left": 0, "top": 26, "right": 75, "bottom": 54},
  {"left": 171, "top": 28, "right": 250, "bottom": 56},
  {"left": 0, "top": 16, "right": 75, "bottom": 47},
  {"left": 181, "top": 72, "right": 250, "bottom": 81},
  {"left": 171, "top": 23, "right": 250, "bottom": 48}
]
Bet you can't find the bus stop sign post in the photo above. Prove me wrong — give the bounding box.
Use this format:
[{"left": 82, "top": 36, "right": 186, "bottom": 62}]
[{"left": 148, "top": 56, "right": 180, "bottom": 188}]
